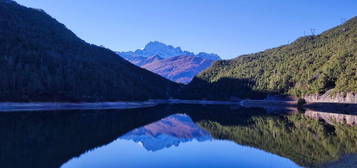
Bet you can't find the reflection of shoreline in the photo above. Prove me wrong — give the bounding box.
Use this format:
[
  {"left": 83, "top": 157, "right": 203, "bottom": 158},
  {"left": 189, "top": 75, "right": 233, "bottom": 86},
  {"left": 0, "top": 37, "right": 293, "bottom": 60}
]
[
  {"left": 240, "top": 100, "right": 357, "bottom": 125},
  {"left": 2, "top": 100, "right": 357, "bottom": 113},
  {"left": 0, "top": 102, "right": 158, "bottom": 112},
  {"left": 305, "top": 103, "right": 357, "bottom": 115},
  {"left": 304, "top": 110, "right": 357, "bottom": 126},
  {"left": 240, "top": 100, "right": 297, "bottom": 108},
  {"left": 322, "top": 153, "right": 357, "bottom": 168},
  {"left": 303, "top": 103, "right": 357, "bottom": 126},
  {"left": 240, "top": 100, "right": 298, "bottom": 113}
]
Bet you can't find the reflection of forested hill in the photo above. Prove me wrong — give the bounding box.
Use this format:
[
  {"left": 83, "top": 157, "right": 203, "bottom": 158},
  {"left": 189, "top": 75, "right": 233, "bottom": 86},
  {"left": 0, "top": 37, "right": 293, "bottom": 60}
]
[
  {"left": 198, "top": 112, "right": 357, "bottom": 167},
  {"left": 0, "top": 105, "right": 264, "bottom": 168},
  {"left": 1, "top": 104, "right": 355, "bottom": 168},
  {"left": 0, "top": 107, "right": 170, "bottom": 168}
]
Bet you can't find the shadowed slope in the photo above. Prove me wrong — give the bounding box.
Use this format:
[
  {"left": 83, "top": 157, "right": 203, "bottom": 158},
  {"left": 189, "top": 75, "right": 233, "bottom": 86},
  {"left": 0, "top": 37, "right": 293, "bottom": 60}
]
[
  {"left": 142, "top": 55, "right": 216, "bottom": 84},
  {"left": 0, "top": 1, "right": 179, "bottom": 102}
]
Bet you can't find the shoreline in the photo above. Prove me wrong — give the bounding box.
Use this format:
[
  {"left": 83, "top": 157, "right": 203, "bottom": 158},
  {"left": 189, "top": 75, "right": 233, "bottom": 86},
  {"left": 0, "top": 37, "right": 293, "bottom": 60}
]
[
  {"left": 1, "top": 99, "right": 357, "bottom": 112},
  {"left": 0, "top": 101, "right": 158, "bottom": 112},
  {"left": 0, "top": 99, "right": 243, "bottom": 112}
]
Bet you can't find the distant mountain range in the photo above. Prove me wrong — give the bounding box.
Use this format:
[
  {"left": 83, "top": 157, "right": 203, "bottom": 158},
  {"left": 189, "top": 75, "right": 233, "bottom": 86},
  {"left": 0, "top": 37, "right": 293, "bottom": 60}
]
[
  {"left": 117, "top": 41, "right": 221, "bottom": 84},
  {"left": 0, "top": 1, "right": 179, "bottom": 102},
  {"left": 121, "top": 114, "right": 212, "bottom": 151}
]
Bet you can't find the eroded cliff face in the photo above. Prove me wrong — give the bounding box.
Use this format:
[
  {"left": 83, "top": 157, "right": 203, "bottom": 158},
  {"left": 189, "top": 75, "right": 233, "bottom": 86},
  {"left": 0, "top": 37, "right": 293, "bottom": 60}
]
[{"left": 304, "top": 92, "right": 357, "bottom": 103}]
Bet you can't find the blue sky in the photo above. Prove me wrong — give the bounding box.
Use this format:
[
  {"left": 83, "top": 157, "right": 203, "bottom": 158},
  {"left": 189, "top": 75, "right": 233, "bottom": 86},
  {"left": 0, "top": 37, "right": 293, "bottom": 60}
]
[{"left": 16, "top": 0, "right": 356, "bottom": 59}]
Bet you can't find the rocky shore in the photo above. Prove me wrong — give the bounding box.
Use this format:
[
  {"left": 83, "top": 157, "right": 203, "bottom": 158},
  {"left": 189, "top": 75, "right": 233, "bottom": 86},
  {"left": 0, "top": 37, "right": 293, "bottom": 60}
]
[{"left": 304, "top": 91, "right": 357, "bottom": 104}]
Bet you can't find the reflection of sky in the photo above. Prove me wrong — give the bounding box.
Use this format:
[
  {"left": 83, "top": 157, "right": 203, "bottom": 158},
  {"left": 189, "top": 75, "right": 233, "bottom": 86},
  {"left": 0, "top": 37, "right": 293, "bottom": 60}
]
[{"left": 61, "top": 139, "right": 301, "bottom": 168}]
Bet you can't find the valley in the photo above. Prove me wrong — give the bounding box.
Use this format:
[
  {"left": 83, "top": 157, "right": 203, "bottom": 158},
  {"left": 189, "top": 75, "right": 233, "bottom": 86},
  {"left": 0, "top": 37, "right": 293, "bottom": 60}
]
[{"left": 0, "top": 1, "right": 356, "bottom": 168}]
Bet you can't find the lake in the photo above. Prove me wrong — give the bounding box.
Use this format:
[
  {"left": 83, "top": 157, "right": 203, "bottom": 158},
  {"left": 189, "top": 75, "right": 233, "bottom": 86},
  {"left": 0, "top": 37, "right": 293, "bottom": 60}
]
[{"left": 1, "top": 104, "right": 356, "bottom": 168}]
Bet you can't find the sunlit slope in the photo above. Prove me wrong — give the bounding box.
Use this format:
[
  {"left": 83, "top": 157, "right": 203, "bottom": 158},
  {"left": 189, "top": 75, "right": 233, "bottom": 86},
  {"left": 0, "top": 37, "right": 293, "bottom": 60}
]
[{"left": 181, "top": 17, "right": 357, "bottom": 100}]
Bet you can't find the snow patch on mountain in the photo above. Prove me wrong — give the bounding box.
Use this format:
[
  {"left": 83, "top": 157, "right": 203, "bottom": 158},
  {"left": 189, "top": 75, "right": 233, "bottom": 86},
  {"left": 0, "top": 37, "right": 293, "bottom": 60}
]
[
  {"left": 116, "top": 41, "right": 221, "bottom": 83},
  {"left": 118, "top": 41, "right": 220, "bottom": 61},
  {"left": 120, "top": 114, "right": 212, "bottom": 151}
]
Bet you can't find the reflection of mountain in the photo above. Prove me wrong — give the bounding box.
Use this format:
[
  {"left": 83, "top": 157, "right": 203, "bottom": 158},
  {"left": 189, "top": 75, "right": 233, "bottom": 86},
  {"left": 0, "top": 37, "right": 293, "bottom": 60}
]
[
  {"left": 1, "top": 104, "right": 356, "bottom": 168},
  {"left": 121, "top": 114, "right": 212, "bottom": 151}
]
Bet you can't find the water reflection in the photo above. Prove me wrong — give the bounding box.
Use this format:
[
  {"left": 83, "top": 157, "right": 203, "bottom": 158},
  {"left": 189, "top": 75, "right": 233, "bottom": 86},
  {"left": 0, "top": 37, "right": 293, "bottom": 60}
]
[
  {"left": 62, "top": 113, "right": 300, "bottom": 168},
  {"left": 62, "top": 139, "right": 300, "bottom": 168},
  {"left": 0, "top": 104, "right": 356, "bottom": 168},
  {"left": 121, "top": 114, "right": 212, "bottom": 151},
  {"left": 0, "top": 107, "right": 169, "bottom": 168},
  {"left": 305, "top": 109, "right": 357, "bottom": 126}
]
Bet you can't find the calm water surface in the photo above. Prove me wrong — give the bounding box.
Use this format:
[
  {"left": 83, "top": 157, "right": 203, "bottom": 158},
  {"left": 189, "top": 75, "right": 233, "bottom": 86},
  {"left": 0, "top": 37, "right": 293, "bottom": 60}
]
[{"left": 1, "top": 104, "right": 356, "bottom": 168}]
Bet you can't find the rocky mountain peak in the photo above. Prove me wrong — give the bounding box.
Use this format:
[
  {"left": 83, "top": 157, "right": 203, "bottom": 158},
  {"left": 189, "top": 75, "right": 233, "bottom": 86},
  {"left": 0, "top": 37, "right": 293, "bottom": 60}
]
[{"left": 120, "top": 114, "right": 212, "bottom": 151}]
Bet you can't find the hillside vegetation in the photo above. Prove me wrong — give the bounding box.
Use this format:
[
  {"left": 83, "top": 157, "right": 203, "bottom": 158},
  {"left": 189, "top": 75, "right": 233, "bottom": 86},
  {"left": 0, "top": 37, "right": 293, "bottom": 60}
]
[
  {"left": 199, "top": 114, "right": 357, "bottom": 167},
  {"left": 0, "top": 1, "right": 179, "bottom": 102},
  {"left": 180, "top": 17, "right": 357, "bottom": 100}
]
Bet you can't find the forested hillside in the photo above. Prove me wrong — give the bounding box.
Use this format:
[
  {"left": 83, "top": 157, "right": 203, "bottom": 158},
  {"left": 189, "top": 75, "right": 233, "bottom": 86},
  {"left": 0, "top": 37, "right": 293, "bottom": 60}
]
[
  {"left": 0, "top": 1, "right": 179, "bottom": 102},
  {"left": 180, "top": 17, "right": 357, "bottom": 100}
]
